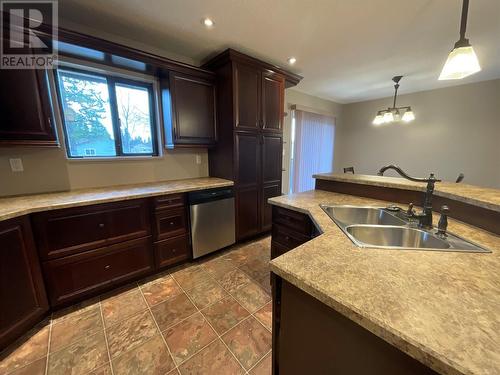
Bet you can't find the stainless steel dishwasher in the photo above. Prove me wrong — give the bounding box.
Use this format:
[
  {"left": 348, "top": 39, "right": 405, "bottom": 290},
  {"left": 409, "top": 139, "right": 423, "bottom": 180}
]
[{"left": 188, "top": 187, "right": 236, "bottom": 258}]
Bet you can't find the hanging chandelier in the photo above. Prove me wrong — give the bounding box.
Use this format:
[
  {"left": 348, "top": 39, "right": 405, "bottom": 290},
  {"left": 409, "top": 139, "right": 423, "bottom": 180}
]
[
  {"left": 372, "top": 76, "right": 415, "bottom": 126},
  {"left": 439, "top": 0, "right": 481, "bottom": 80}
]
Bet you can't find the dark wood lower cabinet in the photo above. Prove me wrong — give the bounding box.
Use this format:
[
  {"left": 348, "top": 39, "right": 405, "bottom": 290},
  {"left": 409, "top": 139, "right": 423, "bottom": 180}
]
[
  {"left": 0, "top": 217, "right": 49, "bottom": 349},
  {"left": 271, "top": 206, "right": 316, "bottom": 259},
  {"left": 1, "top": 193, "right": 193, "bottom": 349},
  {"left": 236, "top": 187, "right": 261, "bottom": 239},
  {"left": 154, "top": 234, "right": 190, "bottom": 269},
  {"left": 273, "top": 277, "right": 438, "bottom": 375},
  {"left": 43, "top": 237, "right": 154, "bottom": 307}
]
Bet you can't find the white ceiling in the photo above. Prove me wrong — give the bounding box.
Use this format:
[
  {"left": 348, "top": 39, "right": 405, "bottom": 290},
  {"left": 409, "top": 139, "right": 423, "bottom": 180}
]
[{"left": 60, "top": 0, "right": 500, "bottom": 103}]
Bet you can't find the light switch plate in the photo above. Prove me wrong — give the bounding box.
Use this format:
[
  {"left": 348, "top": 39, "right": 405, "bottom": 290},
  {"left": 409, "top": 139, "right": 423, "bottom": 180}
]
[
  {"left": 10, "top": 158, "right": 24, "bottom": 172},
  {"left": 195, "top": 154, "right": 202, "bottom": 165}
]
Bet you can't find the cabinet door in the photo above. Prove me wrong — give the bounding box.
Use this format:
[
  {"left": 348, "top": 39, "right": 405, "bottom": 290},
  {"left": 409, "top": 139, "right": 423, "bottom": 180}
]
[
  {"left": 262, "top": 183, "right": 281, "bottom": 232},
  {"left": 261, "top": 73, "right": 284, "bottom": 132},
  {"left": 262, "top": 135, "right": 283, "bottom": 185},
  {"left": 235, "top": 132, "right": 260, "bottom": 187},
  {"left": 168, "top": 72, "right": 217, "bottom": 147},
  {"left": 234, "top": 63, "right": 261, "bottom": 130},
  {"left": 236, "top": 187, "right": 261, "bottom": 240},
  {"left": 0, "top": 217, "right": 48, "bottom": 349},
  {"left": 0, "top": 69, "right": 57, "bottom": 146},
  {"left": 261, "top": 134, "right": 283, "bottom": 231}
]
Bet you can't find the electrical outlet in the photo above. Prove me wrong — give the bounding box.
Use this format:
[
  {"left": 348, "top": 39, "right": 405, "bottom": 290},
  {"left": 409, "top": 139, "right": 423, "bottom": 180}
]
[
  {"left": 9, "top": 158, "right": 24, "bottom": 172},
  {"left": 195, "top": 154, "right": 202, "bottom": 165}
]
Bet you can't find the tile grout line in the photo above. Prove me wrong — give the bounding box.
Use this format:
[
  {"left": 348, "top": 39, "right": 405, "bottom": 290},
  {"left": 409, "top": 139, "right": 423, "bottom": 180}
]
[
  {"left": 246, "top": 347, "right": 272, "bottom": 374},
  {"left": 137, "top": 281, "right": 180, "bottom": 374},
  {"left": 203, "top": 259, "right": 272, "bottom": 334},
  {"left": 98, "top": 299, "right": 115, "bottom": 375},
  {"left": 199, "top": 249, "right": 272, "bottom": 370},
  {"left": 44, "top": 314, "right": 53, "bottom": 375},
  {"left": 170, "top": 273, "right": 249, "bottom": 374}
]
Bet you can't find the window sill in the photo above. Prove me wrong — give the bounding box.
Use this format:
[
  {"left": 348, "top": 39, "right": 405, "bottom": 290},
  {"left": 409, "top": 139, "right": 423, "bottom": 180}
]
[{"left": 66, "top": 155, "right": 162, "bottom": 162}]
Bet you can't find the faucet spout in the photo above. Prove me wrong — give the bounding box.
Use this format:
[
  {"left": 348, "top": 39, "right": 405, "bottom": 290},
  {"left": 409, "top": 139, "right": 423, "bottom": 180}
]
[{"left": 377, "top": 165, "right": 441, "bottom": 229}]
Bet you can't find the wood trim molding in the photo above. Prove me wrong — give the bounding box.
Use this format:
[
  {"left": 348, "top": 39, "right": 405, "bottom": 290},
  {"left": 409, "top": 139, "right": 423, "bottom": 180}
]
[
  {"left": 202, "top": 48, "right": 303, "bottom": 88},
  {"left": 315, "top": 179, "right": 500, "bottom": 235}
]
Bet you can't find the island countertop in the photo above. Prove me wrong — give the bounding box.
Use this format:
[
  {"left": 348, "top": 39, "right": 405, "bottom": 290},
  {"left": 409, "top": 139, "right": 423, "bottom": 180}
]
[
  {"left": 0, "top": 177, "right": 233, "bottom": 222},
  {"left": 269, "top": 189, "right": 500, "bottom": 375},
  {"left": 314, "top": 173, "right": 500, "bottom": 212}
]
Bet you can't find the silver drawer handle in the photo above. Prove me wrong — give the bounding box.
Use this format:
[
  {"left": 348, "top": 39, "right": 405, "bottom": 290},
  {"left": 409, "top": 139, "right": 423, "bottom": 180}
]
[
  {"left": 99, "top": 223, "right": 105, "bottom": 228},
  {"left": 170, "top": 221, "right": 175, "bottom": 225},
  {"left": 104, "top": 265, "right": 111, "bottom": 270}
]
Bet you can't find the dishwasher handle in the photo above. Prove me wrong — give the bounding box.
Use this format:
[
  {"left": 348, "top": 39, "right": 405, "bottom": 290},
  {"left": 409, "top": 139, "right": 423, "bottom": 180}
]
[{"left": 188, "top": 187, "right": 234, "bottom": 205}]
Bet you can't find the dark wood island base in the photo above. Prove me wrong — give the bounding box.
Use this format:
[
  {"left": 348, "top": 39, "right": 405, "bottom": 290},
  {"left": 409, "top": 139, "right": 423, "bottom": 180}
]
[{"left": 271, "top": 274, "right": 438, "bottom": 375}]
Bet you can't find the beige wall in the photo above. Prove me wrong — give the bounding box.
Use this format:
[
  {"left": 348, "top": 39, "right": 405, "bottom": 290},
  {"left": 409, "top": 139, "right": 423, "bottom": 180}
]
[
  {"left": 282, "top": 89, "right": 343, "bottom": 194},
  {"left": 335, "top": 79, "right": 500, "bottom": 188}
]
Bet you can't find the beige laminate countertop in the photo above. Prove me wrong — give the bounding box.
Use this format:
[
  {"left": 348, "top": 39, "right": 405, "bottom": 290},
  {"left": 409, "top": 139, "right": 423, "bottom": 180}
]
[
  {"left": 269, "top": 190, "right": 500, "bottom": 375},
  {"left": 0, "top": 177, "right": 233, "bottom": 222},
  {"left": 314, "top": 173, "right": 500, "bottom": 212}
]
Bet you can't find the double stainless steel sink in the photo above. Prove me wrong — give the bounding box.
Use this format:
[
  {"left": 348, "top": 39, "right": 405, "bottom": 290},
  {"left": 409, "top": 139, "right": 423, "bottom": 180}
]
[{"left": 321, "top": 205, "right": 491, "bottom": 253}]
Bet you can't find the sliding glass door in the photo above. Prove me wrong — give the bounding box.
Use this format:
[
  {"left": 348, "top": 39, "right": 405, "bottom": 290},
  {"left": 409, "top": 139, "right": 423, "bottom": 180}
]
[{"left": 289, "top": 109, "right": 335, "bottom": 193}]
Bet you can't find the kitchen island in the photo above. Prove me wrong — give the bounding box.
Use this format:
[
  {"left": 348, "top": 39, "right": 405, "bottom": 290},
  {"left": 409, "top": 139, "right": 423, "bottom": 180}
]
[{"left": 269, "top": 176, "right": 500, "bottom": 375}]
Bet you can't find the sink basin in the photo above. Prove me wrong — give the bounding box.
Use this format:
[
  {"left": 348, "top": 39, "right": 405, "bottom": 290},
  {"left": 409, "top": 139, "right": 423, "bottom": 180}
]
[
  {"left": 320, "top": 204, "right": 491, "bottom": 253},
  {"left": 346, "top": 225, "right": 451, "bottom": 250},
  {"left": 321, "top": 205, "right": 406, "bottom": 226}
]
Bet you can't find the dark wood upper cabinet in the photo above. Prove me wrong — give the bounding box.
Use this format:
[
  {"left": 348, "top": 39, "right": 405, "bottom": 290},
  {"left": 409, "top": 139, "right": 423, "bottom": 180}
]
[
  {"left": 0, "top": 216, "right": 49, "bottom": 350},
  {"left": 164, "top": 72, "right": 217, "bottom": 148},
  {"left": 262, "top": 74, "right": 285, "bottom": 132},
  {"left": 234, "top": 64, "right": 261, "bottom": 130},
  {"left": 0, "top": 68, "right": 58, "bottom": 147},
  {"left": 203, "top": 49, "right": 301, "bottom": 241}
]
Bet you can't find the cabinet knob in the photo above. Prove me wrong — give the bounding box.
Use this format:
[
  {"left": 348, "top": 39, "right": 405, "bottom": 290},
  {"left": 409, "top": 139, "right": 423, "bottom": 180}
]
[
  {"left": 172, "top": 248, "right": 177, "bottom": 253},
  {"left": 104, "top": 265, "right": 111, "bottom": 270},
  {"left": 169, "top": 221, "right": 174, "bottom": 225},
  {"left": 99, "top": 223, "right": 105, "bottom": 228},
  {"left": 285, "top": 236, "right": 290, "bottom": 241}
]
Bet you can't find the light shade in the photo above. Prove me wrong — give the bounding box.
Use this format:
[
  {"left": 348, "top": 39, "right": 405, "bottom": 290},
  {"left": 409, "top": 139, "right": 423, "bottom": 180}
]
[
  {"left": 373, "top": 114, "right": 384, "bottom": 125},
  {"left": 402, "top": 110, "right": 415, "bottom": 122},
  {"left": 439, "top": 46, "right": 481, "bottom": 80},
  {"left": 383, "top": 112, "right": 394, "bottom": 123}
]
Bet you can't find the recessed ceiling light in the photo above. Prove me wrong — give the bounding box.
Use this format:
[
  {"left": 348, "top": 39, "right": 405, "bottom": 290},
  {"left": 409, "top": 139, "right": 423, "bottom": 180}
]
[
  {"left": 287, "top": 57, "right": 297, "bottom": 65},
  {"left": 203, "top": 18, "right": 214, "bottom": 27}
]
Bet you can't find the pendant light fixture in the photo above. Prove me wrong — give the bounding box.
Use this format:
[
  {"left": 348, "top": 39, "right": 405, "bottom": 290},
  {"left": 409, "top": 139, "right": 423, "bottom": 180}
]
[
  {"left": 372, "top": 76, "right": 415, "bottom": 126},
  {"left": 439, "top": 0, "right": 481, "bottom": 80}
]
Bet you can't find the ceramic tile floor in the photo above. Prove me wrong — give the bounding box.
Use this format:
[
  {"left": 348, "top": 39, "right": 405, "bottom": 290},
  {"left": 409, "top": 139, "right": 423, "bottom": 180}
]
[{"left": 0, "top": 236, "right": 273, "bottom": 375}]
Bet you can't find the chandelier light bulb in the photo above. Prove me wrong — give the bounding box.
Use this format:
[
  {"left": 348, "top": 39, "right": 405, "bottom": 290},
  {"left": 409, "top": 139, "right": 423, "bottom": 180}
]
[
  {"left": 383, "top": 112, "right": 394, "bottom": 123},
  {"left": 402, "top": 110, "right": 415, "bottom": 122}
]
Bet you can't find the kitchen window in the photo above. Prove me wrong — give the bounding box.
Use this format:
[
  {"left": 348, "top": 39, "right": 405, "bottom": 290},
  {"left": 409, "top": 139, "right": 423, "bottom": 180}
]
[{"left": 56, "top": 67, "right": 158, "bottom": 158}]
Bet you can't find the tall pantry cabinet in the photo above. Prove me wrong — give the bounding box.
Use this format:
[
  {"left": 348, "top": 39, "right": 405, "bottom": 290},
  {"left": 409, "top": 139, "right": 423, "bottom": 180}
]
[{"left": 203, "top": 49, "right": 302, "bottom": 241}]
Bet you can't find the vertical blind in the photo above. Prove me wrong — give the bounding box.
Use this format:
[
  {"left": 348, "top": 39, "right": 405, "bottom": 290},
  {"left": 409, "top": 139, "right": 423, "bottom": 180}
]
[{"left": 291, "top": 110, "right": 335, "bottom": 193}]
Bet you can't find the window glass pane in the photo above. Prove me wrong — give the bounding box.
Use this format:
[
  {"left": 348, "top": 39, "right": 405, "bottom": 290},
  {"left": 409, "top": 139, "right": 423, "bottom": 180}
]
[
  {"left": 58, "top": 70, "right": 116, "bottom": 157},
  {"left": 115, "top": 83, "right": 154, "bottom": 154}
]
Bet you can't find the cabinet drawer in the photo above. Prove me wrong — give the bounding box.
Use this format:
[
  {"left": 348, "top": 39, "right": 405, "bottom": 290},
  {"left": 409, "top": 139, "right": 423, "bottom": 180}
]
[
  {"left": 155, "top": 234, "right": 190, "bottom": 270},
  {"left": 43, "top": 237, "right": 154, "bottom": 307},
  {"left": 154, "top": 207, "right": 187, "bottom": 241},
  {"left": 273, "top": 206, "right": 312, "bottom": 236},
  {"left": 33, "top": 199, "right": 150, "bottom": 260},
  {"left": 153, "top": 194, "right": 185, "bottom": 210},
  {"left": 272, "top": 224, "right": 310, "bottom": 250}
]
